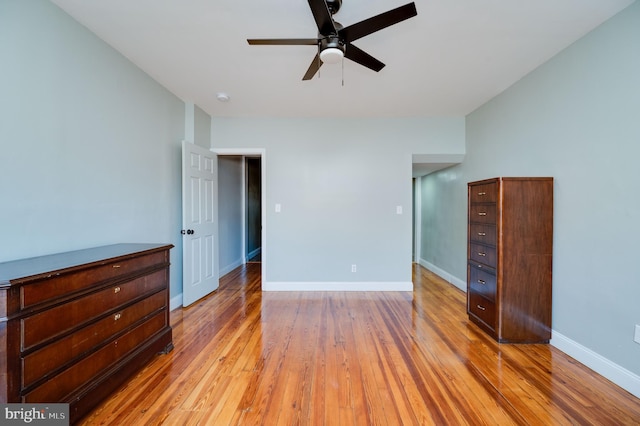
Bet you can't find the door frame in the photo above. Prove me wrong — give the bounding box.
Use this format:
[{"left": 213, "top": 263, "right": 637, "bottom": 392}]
[{"left": 213, "top": 148, "right": 266, "bottom": 284}]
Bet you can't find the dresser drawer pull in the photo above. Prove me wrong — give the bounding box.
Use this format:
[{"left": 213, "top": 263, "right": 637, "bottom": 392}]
[
  {"left": 477, "top": 212, "right": 487, "bottom": 216},
  {"left": 477, "top": 252, "right": 486, "bottom": 257},
  {"left": 114, "top": 286, "right": 121, "bottom": 294},
  {"left": 112, "top": 264, "right": 121, "bottom": 268},
  {"left": 478, "top": 192, "right": 486, "bottom": 196},
  {"left": 114, "top": 313, "right": 122, "bottom": 321},
  {"left": 476, "top": 304, "right": 486, "bottom": 311},
  {"left": 477, "top": 279, "right": 486, "bottom": 285},
  {"left": 477, "top": 232, "right": 486, "bottom": 236}
]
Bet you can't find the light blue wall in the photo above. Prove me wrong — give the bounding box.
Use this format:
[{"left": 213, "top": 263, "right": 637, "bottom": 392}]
[
  {"left": 0, "top": 0, "right": 187, "bottom": 297},
  {"left": 217, "top": 156, "right": 244, "bottom": 275},
  {"left": 421, "top": 2, "right": 640, "bottom": 378},
  {"left": 419, "top": 169, "right": 466, "bottom": 282},
  {"left": 194, "top": 105, "right": 211, "bottom": 148},
  {"left": 212, "top": 117, "right": 465, "bottom": 286}
]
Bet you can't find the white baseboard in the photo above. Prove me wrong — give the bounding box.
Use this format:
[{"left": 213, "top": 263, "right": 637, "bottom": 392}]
[
  {"left": 246, "top": 247, "right": 261, "bottom": 261},
  {"left": 219, "top": 258, "right": 244, "bottom": 277},
  {"left": 418, "top": 258, "right": 466, "bottom": 291},
  {"left": 551, "top": 331, "right": 640, "bottom": 399},
  {"left": 263, "top": 281, "right": 413, "bottom": 291},
  {"left": 170, "top": 293, "right": 183, "bottom": 311}
]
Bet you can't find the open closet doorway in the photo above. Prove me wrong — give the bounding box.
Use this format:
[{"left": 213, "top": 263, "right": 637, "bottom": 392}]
[{"left": 245, "top": 157, "right": 261, "bottom": 263}]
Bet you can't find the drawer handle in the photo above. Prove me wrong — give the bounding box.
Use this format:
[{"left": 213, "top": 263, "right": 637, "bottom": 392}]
[
  {"left": 477, "top": 279, "right": 486, "bottom": 285},
  {"left": 114, "top": 286, "right": 121, "bottom": 294},
  {"left": 478, "top": 192, "right": 486, "bottom": 196},
  {"left": 477, "top": 232, "right": 486, "bottom": 236},
  {"left": 476, "top": 304, "right": 486, "bottom": 311},
  {"left": 477, "top": 252, "right": 486, "bottom": 257},
  {"left": 114, "top": 313, "right": 122, "bottom": 321},
  {"left": 112, "top": 264, "right": 121, "bottom": 269},
  {"left": 478, "top": 212, "right": 487, "bottom": 216}
]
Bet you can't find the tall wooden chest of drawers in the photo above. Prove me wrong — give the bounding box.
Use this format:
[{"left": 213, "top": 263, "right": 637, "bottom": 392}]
[
  {"left": 0, "top": 243, "right": 173, "bottom": 423},
  {"left": 467, "top": 178, "right": 553, "bottom": 343}
]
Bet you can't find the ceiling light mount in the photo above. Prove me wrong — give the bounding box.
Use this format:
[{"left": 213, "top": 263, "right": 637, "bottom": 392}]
[{"left": 216, "top": 93, "right": 230, "bottom": 102}]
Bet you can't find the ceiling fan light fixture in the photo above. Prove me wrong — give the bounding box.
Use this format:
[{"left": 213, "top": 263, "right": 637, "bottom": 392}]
[{"left": 320, "top": 47, "right": 344, "bottom": 64}]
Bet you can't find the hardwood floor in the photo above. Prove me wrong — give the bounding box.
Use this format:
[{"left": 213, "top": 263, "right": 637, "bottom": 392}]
[{"left": 80, "top": 264, "right": 640, "bottom": 425}]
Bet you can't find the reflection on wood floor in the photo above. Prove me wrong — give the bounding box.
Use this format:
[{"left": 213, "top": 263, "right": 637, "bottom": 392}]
[{"left": 81, "top": 263, "right": 640, "bottom": 425}]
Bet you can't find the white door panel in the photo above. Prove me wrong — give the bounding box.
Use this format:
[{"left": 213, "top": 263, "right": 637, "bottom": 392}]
[{"left": 182, "top": 141, "right": 219, "bottom": 306}]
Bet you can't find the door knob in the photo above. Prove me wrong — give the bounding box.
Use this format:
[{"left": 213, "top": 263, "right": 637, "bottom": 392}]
[{"left": 181, "top": 229, "right": 195, "bottom": 235}]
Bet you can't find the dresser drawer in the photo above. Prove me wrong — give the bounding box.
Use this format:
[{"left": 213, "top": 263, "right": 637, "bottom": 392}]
[
  {"left": 23, "top": 311, "right": 167, "bottom": 403},
  {"left": 469, "top": 204, "right": 496, "bottom": 224},
  {"left": 22, "top": 269, "right": 167, "bottom": 350},
  {"left": 21, "top": 251, "right": 167, "bottom": 309},
  {"left": 469, "top": 243, "right": 497, "bottom": 267},
  {"left": 469, "top": 182, "right": 498, "bottom": 203},
  {"left": 468, "top": 291, "right": 496, "bottom": 329},
  {"left": 22, "top": 291, "right": 166, "bottom": 389},
  {"left": 469, "top": 265, "right": 496, "bottom": 302},
  {"left": 469, "top": 223, "right": 496, "bottom": 246}
]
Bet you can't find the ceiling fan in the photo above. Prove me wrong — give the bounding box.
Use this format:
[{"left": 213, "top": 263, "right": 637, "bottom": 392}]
[{"left": 247, "top": 0, "right": 418, "bottom": 80}]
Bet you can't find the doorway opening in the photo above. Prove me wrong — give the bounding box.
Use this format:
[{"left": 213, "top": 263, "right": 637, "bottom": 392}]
[
  {"left": 214, "top": 149, "right": 266, "bottom": 284},
  {"left": 245, "top": 157, "right": 261, "bottom": 263}
]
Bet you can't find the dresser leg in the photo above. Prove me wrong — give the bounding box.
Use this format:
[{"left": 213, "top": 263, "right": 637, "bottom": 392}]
[{"left": 160, "top": 342, "right": 174, "bottom": 354}]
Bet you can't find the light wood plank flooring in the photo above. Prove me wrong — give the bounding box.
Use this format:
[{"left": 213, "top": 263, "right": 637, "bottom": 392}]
[{"left": 81, "top": 263, "right": 640, "bottom": 425}]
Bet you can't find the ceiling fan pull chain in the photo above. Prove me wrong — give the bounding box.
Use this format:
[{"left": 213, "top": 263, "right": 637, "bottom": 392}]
[
  {"left": 317, "top": 42, "right": 321, "bottom": 79},
  {"left": 341, "top": 55, "right": 344, "bottom": 86}
]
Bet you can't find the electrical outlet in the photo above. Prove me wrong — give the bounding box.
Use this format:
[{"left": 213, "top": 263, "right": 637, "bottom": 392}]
[
  {"left": 351, "top": 264, "right": 357, "bottom": 273},
  {"left": 634, "top": 325, "right": 640, "bottom": 345}
]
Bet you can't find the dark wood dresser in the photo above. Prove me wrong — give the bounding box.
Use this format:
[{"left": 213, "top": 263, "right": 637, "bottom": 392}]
[
  {"left": 0, "top": 243, "right": 173, "bottom": 423},
  {"left": 467, "top": 178, "right": 553, "bottom": 343}
]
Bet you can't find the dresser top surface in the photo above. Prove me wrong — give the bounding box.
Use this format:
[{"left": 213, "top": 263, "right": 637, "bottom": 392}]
[{"left": 0, "top": 243, "right": 173, "bottom": 285}]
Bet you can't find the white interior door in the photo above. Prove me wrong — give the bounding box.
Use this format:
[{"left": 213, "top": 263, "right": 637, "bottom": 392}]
[{"left": 182, "top": 140, "right": 219, "bottom": 307}]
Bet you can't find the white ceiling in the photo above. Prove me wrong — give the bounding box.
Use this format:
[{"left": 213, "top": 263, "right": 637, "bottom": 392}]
[{"left": 50, "top": 0, "right": 634, "bottom": 119}]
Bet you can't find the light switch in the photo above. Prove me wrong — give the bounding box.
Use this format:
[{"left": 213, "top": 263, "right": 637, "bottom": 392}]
[
  {"left": 396, "top": 206, "right": 403, "bottom": 215},
  {"left": 275, "top": 203, "right": 281, "bottom": 213}
]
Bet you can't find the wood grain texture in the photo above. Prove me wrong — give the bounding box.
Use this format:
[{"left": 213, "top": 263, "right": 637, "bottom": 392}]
[{"left": 80, "top": 264, "right": 640, "bottom": 425}]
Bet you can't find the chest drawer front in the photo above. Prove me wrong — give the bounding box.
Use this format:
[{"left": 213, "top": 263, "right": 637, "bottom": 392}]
[
  {"left": 469, "top": 223, "right": 496, "bottom": 246},
  {"left": 22, "top": 269, "right": 167, "bottom": 351},
  {"left": 468, "top": 291, "right": 496, "bottom": 329},
  {"left": 469, "top": 182, "right": 498, "bottom": 203},
  {"left": 469, "top": 265, "right": 496, "bottom": 302},
  {"left": 469, "top": 204, "right": 496, "bottom": 224},
  {"left": 469, "top": 243, "right": 497, "bottom": 268},
  {"left": 22, "top": 291, "right": 166, "bottom": 389},
  {"left": 23, "top": 311, "right": 166, "bottom": 403},
  {"left": 20, "top": 251, "right": 167, "bottom": 310}
]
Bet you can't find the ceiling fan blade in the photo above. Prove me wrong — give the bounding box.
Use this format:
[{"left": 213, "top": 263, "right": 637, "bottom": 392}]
[
  {"left": 307, "top": 0, "right": 337, "bottom": 35},
  {"left": 344, "top": 44, "right": 385, "bottom": 72},
  {"left": 247, "top": 38, "right": 318, "bottom": 46},
  {"left": 339, "top": 2, "right": 417, "bottom": 43},
  {"left": 302, "top": 53, "right": 323, "bottom": 80}
]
